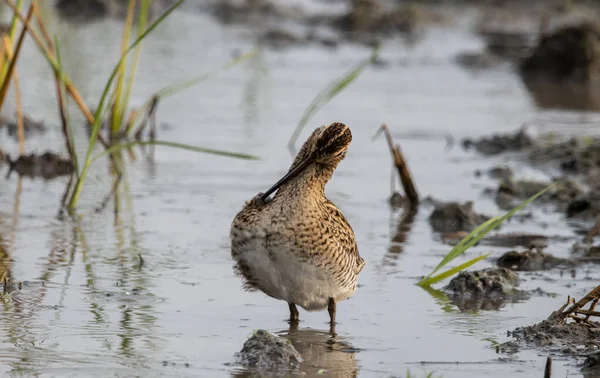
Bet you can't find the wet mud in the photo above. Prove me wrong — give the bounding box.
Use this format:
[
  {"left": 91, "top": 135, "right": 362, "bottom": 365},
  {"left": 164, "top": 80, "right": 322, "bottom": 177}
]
[
  {"left": 428, "top": 200, "right": 490, "bottom": 233},
  {"left": 504, "top": 286, "right": 600, "bottom": 374},
  {"left": 496, "top": 249, "right": 574, "bottom": 271},
  {"left": 234, "top": 329, "right": 302, "bottom": 371},
  {"left": 5, "top": 152, "right": 73, "bottom": 180},
  {"left": 2, "top": 2, "right": 600, "bottom": 378},
  {"left": 441, "top": 268, "right": 541, "bottom": 312}
]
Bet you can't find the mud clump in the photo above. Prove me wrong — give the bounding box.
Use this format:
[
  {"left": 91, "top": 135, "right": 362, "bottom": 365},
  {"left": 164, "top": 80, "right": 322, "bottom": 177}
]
[
  {"left": 582, "top": 352, "right": 600, "bottom": 372},
  {"left": 512, "top": 318, "right": 600, "bottom": 349},
  {"left": 428, "top": 201, "right": 490, "bottom": 233},
  {"left": 6, "top": 152, "right": 73, "bottom": 180},
  {"left": 496, "top": 249, "right": 573, "bottom": 271},
  {"left": 495, "top": 178, "right": 583, "bottom": 211},
  {"left": 462, "top": 128, "right": 533, "bottom": 156},
  {"left": 234, "top": 329, "right": 302, "bottom": 371},
  {"left": 519, "top": 22, "right": 600, "bottom": 84},
  {"left": 474, "top": 165, "right": 514, "bottom": 180},
  {"left": 566, "top": 193, "right": 600, "bottom": 220},
  {"left": 334, "top": 1, "right": 421, "bottom": 39},
  {"left": 444, "top": 267, "right": 520, "bottom": 298},
  {"left": 529, "top": 135, "right": 600, "bottom": 174},
  {"left": 443, "top": 268, "right": 529, "bottom": 311}
]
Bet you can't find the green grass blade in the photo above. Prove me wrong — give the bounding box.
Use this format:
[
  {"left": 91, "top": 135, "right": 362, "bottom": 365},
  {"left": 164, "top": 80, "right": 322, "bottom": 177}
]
[
  {"left": 121, "top": 0, "right": 150, "bottom": 132},
  {"left": 417, "top": 182, "right": 556, "bottom": 286},
  {"left": 417, "top": 253, "right": 490, "bottom": 287},
  {"left": 7, "top": 0, "right": 22, "bottom": 40},
  {"left": 111, "top": 0, "right": 136, "bottom": 135},
  {"left": 287, "top": 44, "right": 380, "bottom": 149},
  {"left": 0, "top": 0, "right": 22, "bottom": 83},
  {"left": 54, "top": 36, "right": 79, "bottom": 175},
  {"left": 67, "top": 0, "right": 184, "bottom": 211},
  {"left": 91, "top": 140, "right": 260, "bottom": 162},
  {"left": 425, "top": 217, "right": 499, "bottom": 279}
]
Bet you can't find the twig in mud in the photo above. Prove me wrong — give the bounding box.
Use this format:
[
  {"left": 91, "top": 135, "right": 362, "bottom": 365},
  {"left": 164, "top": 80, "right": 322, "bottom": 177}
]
[
  {"left": 373, "top": 124, "right": 419, "bottom": 208},
  {"left": 544, "top": 356, "right": 551, "bottom": 378},
  {"left": 552, "top": 285, "right": 600, "bottom": 325},
  {"left": 94, "top": 173, "right": 123, "bottom": 214}
]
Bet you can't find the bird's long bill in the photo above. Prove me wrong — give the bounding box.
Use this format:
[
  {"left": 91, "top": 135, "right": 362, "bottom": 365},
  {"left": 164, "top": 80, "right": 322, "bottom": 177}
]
[{"left": 260, "top": 154, "right": 314, "bottom": 201}]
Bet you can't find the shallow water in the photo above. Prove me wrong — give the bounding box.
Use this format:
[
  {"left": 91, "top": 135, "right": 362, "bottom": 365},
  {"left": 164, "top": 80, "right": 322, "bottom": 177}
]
[{"left": 0, "top": 2, "right": 599, "bottom": 378}]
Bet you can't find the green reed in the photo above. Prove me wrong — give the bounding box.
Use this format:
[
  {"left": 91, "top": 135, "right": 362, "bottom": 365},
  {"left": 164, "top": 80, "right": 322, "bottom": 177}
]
[{"left": 417, "top": 183, "right": 556, "bottom": 287}]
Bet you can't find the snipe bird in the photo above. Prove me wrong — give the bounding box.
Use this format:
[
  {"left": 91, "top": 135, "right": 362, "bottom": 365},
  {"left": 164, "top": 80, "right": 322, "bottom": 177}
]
[{"left": 230, "top": 122, "right": 365, "bottom": 329}]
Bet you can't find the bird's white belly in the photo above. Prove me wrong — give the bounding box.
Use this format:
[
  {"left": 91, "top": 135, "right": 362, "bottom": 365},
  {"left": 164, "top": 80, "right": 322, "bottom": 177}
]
[{"left": 237, "top": 238, "right": 349, "bottom": 311}]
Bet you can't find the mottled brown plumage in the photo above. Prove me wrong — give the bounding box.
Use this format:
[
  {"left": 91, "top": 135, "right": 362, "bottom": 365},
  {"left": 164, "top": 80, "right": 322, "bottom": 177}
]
[{"left": 230, "top": 122, "right": 364, "bottom": 329}]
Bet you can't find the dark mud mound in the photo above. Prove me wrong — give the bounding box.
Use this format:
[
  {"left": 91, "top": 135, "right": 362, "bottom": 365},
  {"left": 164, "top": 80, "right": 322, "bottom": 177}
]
[
  {"left": 443, "top": 268, "right": 530, "bottom": 311},
  {"left": 56, "top": 0, "right": 109, "bottom": 22},
  {"left": 518, "top": 21, "right": 600, "bottom": 110},
  {"left": 496, "top": 249, "right": 573, "bottom": 271},
  {"left": 474, "top": 165, "right": 513, "bottom": 181},
  {"left": 234, "top": 329, "right": 303, "bottom": 372},
  {"left": 444, "top": 267, "right": 520, "bottom": 298},
  {"left": 567, "top": 193, "right": 600, "bottom": 220},
  {"left": 55, "top": 0, "right": 167, "bottom": 23},
  {"left": 428, "top": 201, "right": 490, "bottom": 233},
  {"left": 462, "top": 128, "right": 533, "bottom": 156},
  {"left": 529, "top": 135, "right": 600, "bottom": 175},
  {"left": 519, "top": 22, "right": 600, "bottom": 83},
  {"left": 6, "top": 152, "right": 73, "bottom": 180}
]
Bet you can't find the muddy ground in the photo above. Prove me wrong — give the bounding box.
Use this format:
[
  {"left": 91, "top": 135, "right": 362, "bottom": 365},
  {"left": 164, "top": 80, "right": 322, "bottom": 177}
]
[{"left": 1, "top": 0, "right": 600, "bottom": 377}]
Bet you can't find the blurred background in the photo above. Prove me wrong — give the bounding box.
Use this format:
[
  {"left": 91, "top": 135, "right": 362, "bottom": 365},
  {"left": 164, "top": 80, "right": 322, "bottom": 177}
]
[{"left": 1, "top": 0, "right": 600, "bottom": 377}]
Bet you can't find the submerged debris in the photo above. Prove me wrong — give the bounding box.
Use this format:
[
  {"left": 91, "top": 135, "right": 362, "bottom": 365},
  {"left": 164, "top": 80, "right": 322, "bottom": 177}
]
[
  {"left": 6, "top": 152, "right": 73, "bottom": 180},
  {"left": 462, "top": 127, "right": 533, "bottom": 156},
  {"left": 428, "top": 200, "right": 490, "bottom": 233},
  {"left": 0, "top": 114, "right": 46, "bottom": 139},
  {"left": 496, "top": 249, "right": 573, "bottom": 271},
  {"left": 235, "top": 329, "right": 303, "bottom": 371}
]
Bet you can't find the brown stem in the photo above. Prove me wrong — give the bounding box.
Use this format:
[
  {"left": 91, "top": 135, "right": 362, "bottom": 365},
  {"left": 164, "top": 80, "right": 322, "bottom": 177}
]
[
  {"left": 373, "top": 124, "right": 419, "bottom": 208},
  {"left": 3, "top": 0, "right": 110, "bottom": 149},
  {"left": 0, "top": 2, "right": 33, "bottom": 114},
  {"left": 544, "top": 356, "right": 552, "bottom": 378}
]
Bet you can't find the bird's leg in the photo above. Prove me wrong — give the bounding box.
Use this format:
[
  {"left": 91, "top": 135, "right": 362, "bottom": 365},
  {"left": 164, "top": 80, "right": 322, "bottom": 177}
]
[
  {"left": 288, "top": 302, "right": 299, "bottom": 324},
  {"left": 328, "top": 297, "right": 337, "bottom": 335}
]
